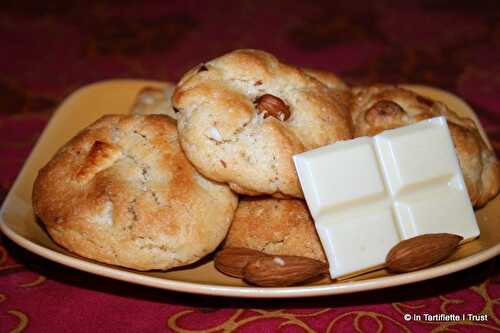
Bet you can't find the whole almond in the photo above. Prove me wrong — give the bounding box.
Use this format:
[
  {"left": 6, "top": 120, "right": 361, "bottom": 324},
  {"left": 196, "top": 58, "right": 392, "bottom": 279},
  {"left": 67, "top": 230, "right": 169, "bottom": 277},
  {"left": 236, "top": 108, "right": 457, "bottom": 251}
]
[
  {"left": 214, "top": 247, "right": 268, "bottom": 278},
  {"left": 255, "top": 94, "right": 291, "bottom": 121},
  {"left": 243, "top": 255, "right": 328, "bottom": 287},
  {"left": 365, "top": 100, "right": 407, "bottom": 127},
  {"left": 386, "top": 233, "right": 463, "bottom": 273}
]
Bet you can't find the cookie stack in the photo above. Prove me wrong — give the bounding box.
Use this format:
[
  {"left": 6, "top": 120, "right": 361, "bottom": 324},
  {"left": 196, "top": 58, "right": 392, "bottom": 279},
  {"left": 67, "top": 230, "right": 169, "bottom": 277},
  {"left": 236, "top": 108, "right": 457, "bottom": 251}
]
[{"left": 33, "top": 49, "right": 500, "bottom": 284}]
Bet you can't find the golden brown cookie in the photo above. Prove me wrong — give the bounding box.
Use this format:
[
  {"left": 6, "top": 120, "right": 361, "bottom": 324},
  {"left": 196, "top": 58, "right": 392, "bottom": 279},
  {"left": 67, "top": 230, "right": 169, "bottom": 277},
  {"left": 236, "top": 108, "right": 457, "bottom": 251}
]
[
  {"left": 303, "top": 68, "right": 348, "bottom": 91},
  {"left": 172, "top": 49, "right": 353, "bottom": 198},
  {"left": 351, "top": 85, "right": 500, "bottom": 207},
  {"left": 224, "top": 198, "right": 326, "bottom": 263},
  {"left": 304, "top": 68, "right": 352, "bottom": 112},
  {"left": 130, "top": 85, "right": 177, "bottom": 119},
  {"left": 33, "top": 114, "right": 238, "bottom": 270}
]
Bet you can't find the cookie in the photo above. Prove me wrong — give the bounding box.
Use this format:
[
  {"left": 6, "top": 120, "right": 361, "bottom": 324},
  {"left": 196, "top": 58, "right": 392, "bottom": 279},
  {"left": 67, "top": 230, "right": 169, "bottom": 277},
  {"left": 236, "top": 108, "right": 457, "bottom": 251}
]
[
  {"left": 304, "top": 68, "right": 352, "bottom": 113},
  {"left": 351, "top": 85, "right": 500, "bottom": 207},
  {"left": 130, "top": 84, "right": 177, "bottom": 119},
  {"left": 172, "top": 49, "right": 353, "bottom": 198},
  {"left": 224, "top": 198, "right": 326, "bottom": 263},
  {"left": 33, "top": 114, "right": 238, "bottom": 270},
  {"left": 303, "top": 68, "right": 348, "bottom": 91}
]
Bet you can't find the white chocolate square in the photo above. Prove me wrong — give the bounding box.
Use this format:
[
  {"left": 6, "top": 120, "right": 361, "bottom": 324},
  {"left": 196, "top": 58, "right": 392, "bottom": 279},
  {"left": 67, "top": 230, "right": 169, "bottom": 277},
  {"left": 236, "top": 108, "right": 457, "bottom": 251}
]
[
  {"left": 296, "top": 138, "right": 386, "bottom": 219},
  {"left": 395, "top": 183, "right": 479, "bottom": 239},
  {"left": 293, "top": 117, "right": 479, "bottom": 279},
  {"left": 375, "top": 122, "right": 458, "bottom": 195},
  {"left": 317, "top": 208, "right": 400, "bottom": 276}
]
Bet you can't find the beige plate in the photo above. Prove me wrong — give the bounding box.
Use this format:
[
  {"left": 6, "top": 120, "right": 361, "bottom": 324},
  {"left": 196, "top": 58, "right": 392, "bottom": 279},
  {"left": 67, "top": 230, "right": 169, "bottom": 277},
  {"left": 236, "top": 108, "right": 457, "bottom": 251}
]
[{"left": 1, "top": 80, "right": 499, "bottom": 298}]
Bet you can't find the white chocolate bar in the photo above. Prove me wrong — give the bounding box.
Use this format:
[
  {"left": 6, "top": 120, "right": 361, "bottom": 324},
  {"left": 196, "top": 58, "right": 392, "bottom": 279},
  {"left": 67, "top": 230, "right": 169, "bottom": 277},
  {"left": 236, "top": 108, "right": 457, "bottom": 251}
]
[{"left": 293, "top": 117, "right": 479, "bottom": 279}]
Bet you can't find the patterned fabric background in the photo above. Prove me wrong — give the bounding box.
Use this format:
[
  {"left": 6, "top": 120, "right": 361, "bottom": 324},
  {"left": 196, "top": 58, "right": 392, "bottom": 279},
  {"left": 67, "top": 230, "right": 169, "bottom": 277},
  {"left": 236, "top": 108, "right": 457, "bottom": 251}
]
[{"left": 0, "top": 0, "right": 499, "bottom": 332}]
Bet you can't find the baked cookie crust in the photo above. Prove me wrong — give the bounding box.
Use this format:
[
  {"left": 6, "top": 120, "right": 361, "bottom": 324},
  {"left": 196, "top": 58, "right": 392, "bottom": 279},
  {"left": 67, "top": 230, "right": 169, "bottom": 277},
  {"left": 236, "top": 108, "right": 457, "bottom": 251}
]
[
  {"left": 172, "top": 49, "right": 352, "bottom": 198},
  {"left": 33, "top": 114, "right": 238, "bottom": 270},
  {"left": 225, "top": 198, "right": 326, "bottom": 263}
]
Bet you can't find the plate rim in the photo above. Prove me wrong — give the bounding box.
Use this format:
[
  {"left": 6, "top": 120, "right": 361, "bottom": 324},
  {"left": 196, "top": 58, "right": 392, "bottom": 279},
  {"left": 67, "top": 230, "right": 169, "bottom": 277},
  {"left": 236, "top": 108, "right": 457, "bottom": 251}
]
[
  {"left": 2, "top": 219, "right": 499, "bottom": 298},
  {"left": 1, "top": 79, "right": 499, "bottom": 298}
]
